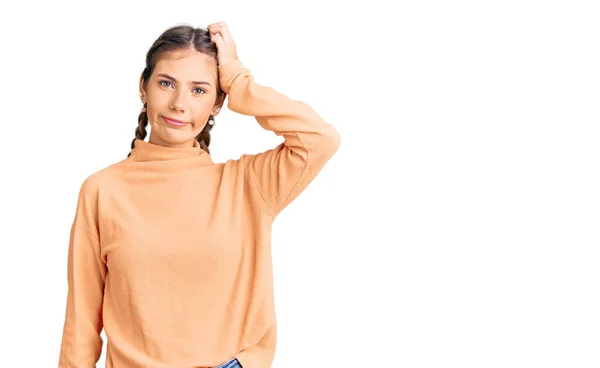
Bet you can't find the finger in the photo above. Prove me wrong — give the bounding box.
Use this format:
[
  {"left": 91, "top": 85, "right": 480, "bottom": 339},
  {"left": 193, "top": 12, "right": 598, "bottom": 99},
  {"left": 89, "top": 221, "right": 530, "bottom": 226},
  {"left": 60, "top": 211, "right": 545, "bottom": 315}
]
[
  {"left": 216, "top": 23, "right": 234, "bottom": 46},
  {"left": 210, "top": 32, "right": 224, "bottom": 49},
  {"left": 209, "top": 29, "right": 224, "bottom": 46},
  {"left": 207, "top": 24, "right": 220, "bottom": 37},
  {"left": 207, "top": 23, "right": 220, "bottom": 36},
  {"left": 207, "top": 22, "right": 224, "bottom": 34},
  {"left": 208, "top": 23, "right": 233, "bottom": 47}
]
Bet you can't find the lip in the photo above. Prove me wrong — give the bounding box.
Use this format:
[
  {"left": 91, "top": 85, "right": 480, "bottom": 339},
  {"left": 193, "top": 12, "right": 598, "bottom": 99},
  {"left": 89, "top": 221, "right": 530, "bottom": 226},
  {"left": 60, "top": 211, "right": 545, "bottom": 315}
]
[{"left": 161, "top": 115, "right": 189, "bottom": 126}]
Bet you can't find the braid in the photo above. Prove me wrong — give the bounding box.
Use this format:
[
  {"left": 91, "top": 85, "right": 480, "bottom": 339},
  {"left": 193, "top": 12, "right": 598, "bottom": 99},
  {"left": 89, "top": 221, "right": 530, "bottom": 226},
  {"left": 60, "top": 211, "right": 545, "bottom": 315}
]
[
  {"left": 196, "top": 115, "right": 215, "bottom": 154},
  {"left": 127, "top": 103, "right": 149, "bottom": 157}
]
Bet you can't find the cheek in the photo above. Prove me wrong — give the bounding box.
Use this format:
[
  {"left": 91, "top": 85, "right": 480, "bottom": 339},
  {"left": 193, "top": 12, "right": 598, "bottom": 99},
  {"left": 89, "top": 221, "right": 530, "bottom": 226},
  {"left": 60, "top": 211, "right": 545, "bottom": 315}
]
[
  {"left": 194, "top": 115, "right": 211, "bottom": 128},
  {"left": 146, "top": 97, "right": 166, "bottom": 118}
]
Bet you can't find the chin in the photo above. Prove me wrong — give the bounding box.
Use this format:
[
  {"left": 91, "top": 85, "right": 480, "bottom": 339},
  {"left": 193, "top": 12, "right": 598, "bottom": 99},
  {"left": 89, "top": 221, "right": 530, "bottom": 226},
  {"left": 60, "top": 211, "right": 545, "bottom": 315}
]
[{"left": 150, "top": 124, "right": 198, "bottom": 147}]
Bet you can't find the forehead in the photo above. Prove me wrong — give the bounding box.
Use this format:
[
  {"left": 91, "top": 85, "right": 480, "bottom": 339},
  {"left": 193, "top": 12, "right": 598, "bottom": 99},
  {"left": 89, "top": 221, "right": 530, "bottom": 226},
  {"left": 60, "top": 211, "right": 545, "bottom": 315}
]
[{"left": 154, "top": 49, "right": 217, "bottom": 80}]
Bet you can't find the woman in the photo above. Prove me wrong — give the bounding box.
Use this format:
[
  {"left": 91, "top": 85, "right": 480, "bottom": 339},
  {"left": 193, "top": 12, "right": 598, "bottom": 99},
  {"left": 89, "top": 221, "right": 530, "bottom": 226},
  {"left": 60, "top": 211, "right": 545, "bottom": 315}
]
[{"left": 58, "top": 21, "right": 340, "bottom": 368}]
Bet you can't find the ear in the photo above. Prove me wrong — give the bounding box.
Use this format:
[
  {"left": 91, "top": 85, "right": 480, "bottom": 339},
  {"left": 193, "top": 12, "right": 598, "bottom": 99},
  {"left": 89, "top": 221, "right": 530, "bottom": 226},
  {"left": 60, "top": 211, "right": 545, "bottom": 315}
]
[
  {"left": 213, "top": 92, "right": 227, "bottom": 116},
  {"left": 139, "top": 73, "right": 146, "bottom": 101}
]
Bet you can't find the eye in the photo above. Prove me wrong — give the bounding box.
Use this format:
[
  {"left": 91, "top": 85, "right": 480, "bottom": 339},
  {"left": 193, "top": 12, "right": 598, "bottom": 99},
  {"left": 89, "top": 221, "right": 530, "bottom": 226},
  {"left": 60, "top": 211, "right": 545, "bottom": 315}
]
[
  {"left": 193, "top": 87, "right": 206, "bottom": 95},
  {"left": 159, "top": 80, "right": 173, "bottom": 88}
]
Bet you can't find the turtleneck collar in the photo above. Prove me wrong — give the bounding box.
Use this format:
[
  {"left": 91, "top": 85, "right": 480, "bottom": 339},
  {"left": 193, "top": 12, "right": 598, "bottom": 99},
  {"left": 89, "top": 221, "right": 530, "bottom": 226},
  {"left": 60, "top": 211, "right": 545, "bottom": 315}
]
[{"left": 128, "top": 138, "right": 214, "bottom": 165}]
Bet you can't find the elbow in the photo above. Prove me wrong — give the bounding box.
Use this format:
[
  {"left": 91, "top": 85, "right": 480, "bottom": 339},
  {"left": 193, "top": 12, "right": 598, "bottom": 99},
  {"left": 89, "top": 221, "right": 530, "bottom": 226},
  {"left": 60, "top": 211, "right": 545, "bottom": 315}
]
[
  {"left": 332, "top": 126, "right": 341, "bottom": 151},
  {"left": 323, "top": 124, "right": 341, "bottom": 157}
]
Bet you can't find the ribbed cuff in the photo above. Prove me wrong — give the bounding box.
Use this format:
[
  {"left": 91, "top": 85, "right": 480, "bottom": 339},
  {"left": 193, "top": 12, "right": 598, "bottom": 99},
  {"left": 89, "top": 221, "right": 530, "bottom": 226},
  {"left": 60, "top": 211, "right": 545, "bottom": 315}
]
[{"left": 217, "top": 59, "right": 247, "bottom": 94}]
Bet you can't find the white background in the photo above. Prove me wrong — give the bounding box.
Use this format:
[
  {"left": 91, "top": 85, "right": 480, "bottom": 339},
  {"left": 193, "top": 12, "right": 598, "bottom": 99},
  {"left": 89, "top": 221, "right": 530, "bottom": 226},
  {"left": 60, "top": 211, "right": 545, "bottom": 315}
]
[{"left": 0, "top": 0, "right": 599, "bottom": 367}]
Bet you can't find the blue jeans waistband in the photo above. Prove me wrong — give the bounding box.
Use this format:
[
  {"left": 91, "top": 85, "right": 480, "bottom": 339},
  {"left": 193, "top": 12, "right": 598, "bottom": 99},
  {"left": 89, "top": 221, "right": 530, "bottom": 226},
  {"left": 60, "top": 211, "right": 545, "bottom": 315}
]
[{"left": 213, "top": 357, "right": 242, "bottom": 368}]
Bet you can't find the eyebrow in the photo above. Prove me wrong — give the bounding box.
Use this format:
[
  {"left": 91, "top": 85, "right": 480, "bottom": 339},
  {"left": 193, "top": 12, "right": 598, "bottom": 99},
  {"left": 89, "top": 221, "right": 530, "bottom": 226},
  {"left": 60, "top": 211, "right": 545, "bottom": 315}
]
[{"left": 156, "top": 73, "right": 211, "bottom": 87}]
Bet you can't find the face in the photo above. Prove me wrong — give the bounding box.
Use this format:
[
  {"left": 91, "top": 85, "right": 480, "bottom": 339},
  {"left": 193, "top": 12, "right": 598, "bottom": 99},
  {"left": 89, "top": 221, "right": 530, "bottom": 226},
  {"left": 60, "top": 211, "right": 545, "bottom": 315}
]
[{"left": 139, "top": 49, "right": 225, "bottom": 148}]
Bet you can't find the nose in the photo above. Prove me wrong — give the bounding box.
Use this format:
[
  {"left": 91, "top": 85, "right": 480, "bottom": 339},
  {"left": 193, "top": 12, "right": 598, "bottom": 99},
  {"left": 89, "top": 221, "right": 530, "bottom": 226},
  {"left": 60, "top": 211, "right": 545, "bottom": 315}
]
[{"left": 169, "top": 88, "right": 187, "bottom": 112}]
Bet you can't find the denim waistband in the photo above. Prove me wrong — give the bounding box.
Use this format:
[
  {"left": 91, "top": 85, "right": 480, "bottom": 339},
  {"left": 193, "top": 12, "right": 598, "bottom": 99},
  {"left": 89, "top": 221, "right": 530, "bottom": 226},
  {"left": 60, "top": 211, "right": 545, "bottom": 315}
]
[{"left": 213, "top": 356, "right": 241, "bottom": 368}]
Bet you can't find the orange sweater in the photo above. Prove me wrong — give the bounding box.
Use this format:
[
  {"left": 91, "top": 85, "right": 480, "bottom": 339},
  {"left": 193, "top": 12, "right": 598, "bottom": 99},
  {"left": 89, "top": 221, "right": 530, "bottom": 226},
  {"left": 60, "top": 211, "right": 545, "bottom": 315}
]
[{"left": 58, "top": 59, "right": 340, "bottom": 368}]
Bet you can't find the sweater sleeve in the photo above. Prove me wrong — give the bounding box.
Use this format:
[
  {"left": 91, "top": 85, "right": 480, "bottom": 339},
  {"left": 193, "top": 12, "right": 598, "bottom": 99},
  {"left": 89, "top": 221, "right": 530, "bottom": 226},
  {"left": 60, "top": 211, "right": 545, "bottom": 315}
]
[
  {"left": 218, "top": 60, "right": 341, "bottom": 218},
  {"left": 58, "top": 178, "right": 106, "bottom": 367}
]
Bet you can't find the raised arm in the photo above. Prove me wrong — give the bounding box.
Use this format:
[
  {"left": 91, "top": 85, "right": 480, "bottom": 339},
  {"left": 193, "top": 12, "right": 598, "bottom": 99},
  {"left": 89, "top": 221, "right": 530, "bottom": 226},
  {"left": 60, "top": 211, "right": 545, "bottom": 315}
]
[
  {"left": 219, "top": 60, "right": 341, "bottom": 218},
  {"left": 58, "top": 177, "right": 106, "bottom": 367}
]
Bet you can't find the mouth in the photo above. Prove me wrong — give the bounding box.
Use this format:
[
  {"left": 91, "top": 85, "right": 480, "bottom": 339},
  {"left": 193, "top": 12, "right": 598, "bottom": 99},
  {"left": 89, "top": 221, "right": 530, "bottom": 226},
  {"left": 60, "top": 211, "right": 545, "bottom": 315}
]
[{"left": 161, "top": 115, "right": 189, "bottom": 127}]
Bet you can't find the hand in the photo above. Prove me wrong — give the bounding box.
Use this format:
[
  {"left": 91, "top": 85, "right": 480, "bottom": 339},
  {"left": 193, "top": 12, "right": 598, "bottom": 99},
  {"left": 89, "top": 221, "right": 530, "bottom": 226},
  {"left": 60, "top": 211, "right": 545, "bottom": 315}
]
[{"left": 207, "top": 22, "right": 238, "bottom": 66}]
